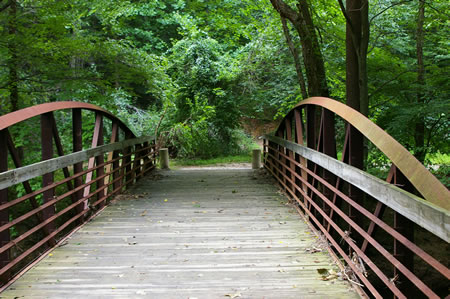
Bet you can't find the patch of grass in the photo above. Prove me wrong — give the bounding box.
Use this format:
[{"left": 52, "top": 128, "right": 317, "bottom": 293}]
[
  {"left": 427, "top": 152, "right": 450, "bottom": 165},
  {"left": 171, "top": 154, "right": 252, "bottom": 167}
]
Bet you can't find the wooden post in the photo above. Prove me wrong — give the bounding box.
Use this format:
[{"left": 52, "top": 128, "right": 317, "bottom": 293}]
[
  {"left": 252, "top": 149, "right": 261, "bottom": 169},
  {"left": 160, "top": 148, "right": 169, "bottom": 169}
]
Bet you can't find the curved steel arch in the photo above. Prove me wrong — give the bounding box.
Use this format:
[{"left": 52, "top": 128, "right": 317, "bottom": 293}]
[
  {"left": 275, "top": 97, "right": 448, "bottom": 209},
  {"left": 0, "top": 101, "right": 135, "bottom": 137}
]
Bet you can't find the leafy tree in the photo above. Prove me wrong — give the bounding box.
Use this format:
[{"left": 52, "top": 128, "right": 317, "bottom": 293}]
[{"left": 165, "top": 22, "right": 242, "bottom": 157}]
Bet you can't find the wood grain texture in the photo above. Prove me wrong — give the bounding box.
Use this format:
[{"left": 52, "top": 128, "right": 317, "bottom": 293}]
[{"left": 1, "top": 169, "right": 359, "bottom": 299}]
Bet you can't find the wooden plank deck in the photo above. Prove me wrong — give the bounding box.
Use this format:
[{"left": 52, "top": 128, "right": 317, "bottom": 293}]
[{"left": 1, "top": 168, "right": 359, "bottom": 298}]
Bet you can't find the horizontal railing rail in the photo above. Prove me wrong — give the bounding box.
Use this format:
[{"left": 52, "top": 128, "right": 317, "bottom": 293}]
[
  {"left": 264, "top": 135, "right": 449, "bottom": 242},
  {"left": 263, "top": 97, "right": 450, "bottom": 298},
  {"left": 0, "top": 135, "right": 153, "bottom": 190}
]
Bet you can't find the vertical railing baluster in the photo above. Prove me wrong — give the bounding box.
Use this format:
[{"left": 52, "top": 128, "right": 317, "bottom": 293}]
[
  {"left": 41, "top": 113, "right": 56, "bottom": 246},
  {"left": 72, "top": 108, "right": 84, "bottom": 216},
  {"left": 83, "top": 112, "right": 103, "bottom": 210},
  {"left": 124, "top": 131, "right": 133, "bottom": 189},
  {"left": 322, "top": 108, "right": 337, "bottom": 227},
  {"left": 348, "top": 122, "right": 364, "bottom": 247},
  {"left": 142, "top": 141, "right": 149, "bottom": 174},
  {"left": 392, "top": 166, "right": 415, "bottom": 298},
  {"left": 276, "top": 128, "right": 284, "bottom": 188},
  {"left": 50, "top": 113, "right": 78, "bottom": 210},
  {"left": 0, "top": 130, "right": 10, "bottom": 277},
  {"left": 285, "top": 117, "right": 295, "bottom": 195},
  {"left": 112, "top": 128, "right": 121, "bottom": 193},
  {"left": 95, "top": 114, "right": 105, "bottom": 209},
  {"left": 6, "top": 130, "right": 42, "bottom": 219},
  {"left": 326, "top": 124, "right": 350, "bottom": 235},
  {"left": 306, "top": 105, "right": 316, "bottom": 212},
  {"left": 133, "top": 144, "right": 142, "bottom": 182},
  {"left": 104, "top": 122, "right": 118, "bottom": 201},
  {"left": 294, "top": 109, "right": 308, "bottom": 203}
]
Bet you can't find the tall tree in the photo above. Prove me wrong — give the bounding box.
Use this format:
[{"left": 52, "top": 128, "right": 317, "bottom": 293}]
[
  {"left": 280, "top": 16, "right": 308, "bottom": 99},
  {"left": 414, "top": 0, "right": 425, "bottom": 163},
  {"left": 338, "top": 0, "right": 369, "bottom": 116},
  {"left": 269, "top": 0, "right": 329, "bottom": 97},
  {"left": 7, "top": 0, "right": 18, "bottom": 112}
]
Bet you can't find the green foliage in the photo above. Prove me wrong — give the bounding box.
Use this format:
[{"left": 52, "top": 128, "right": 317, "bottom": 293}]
[
  {"left": 164, "top": 25, "right": 244, "bottom": 158},
  {"left": 172, "top": 154, "right": 252, "bottom": 167},
  {"left": 0, "top": 0, "right": 448, "bottom": 162}
]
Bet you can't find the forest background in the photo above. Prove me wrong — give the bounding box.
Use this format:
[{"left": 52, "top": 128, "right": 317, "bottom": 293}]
[{"left": 0, "top": 0, "right": 448, "bottom": 182}]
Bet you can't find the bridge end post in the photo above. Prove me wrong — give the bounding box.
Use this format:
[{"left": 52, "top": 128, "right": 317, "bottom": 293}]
[
  {"left": 160, "top": 148, "right": 169, "bottom": 169},
  {"left": 252, "top": 149, "right": 261, "bottom": 169}
]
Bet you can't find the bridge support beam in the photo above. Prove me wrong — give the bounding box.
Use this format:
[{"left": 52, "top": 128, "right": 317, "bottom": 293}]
[{"left": 41, "top": 113, "right": 56, "bottom": 246}]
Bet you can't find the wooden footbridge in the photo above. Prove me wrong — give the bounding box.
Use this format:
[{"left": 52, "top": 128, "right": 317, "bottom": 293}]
[{"left": 0, "top": 98, "right": 448, "bottom": 298}]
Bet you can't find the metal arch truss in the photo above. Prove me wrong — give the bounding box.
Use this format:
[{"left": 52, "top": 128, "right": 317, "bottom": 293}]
[
  {"left": 0, "top": 101, "right": 158, "bottom": 286},
  {"left": 263, "top": 97, "right": 449, "bottom": 299}
]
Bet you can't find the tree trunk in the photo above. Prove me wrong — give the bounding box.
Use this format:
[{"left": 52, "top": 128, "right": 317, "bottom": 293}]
[
  {"left": 340, "top": 0, "right": 369, "bottom": 116},
  {"left": 270, "top": 0, "right": 329, "bottom": 97},
  {"left": 359, "top": 1, "right": 369, "bottom": 117},
  {"left": 415, "top": 0, "right": 425, "bottom": 163},
  {"left": 8, "top": 0, "right": 19, "bottom": 112},
  {"left": 280, "top": 16, "right": 308, "bottom": 99}
]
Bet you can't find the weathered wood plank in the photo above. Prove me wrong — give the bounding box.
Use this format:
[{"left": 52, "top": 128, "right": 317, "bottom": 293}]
[{"left": 1, "top": 168, "right": 360, "bottom": 299}]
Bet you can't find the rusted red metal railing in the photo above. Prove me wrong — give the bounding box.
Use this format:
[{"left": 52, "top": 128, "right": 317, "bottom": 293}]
[
  {"left": 263, "top": 97, "right": 449, "bottom": 298},
  {"left": 0, "top": 102, "right": 158, "bottom": 285}
]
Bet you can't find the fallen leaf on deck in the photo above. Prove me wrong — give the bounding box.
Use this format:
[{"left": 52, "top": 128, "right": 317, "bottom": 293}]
[
  {"left": 317, "top": 268, "right": 328, "bottom": 275},
  {"left": 225, "top": 292, "right": 241, "bottom": 298}
]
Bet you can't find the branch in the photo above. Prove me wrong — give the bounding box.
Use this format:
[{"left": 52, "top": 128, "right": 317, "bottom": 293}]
[
  {"left": 0, "top": 0, "right": 12, "bottom": 13},
  {"left": 280, "top": 16, "right": 308, "bottom": 99},
  {"left": 368, "top": 70, "right": 411, "bottom": 101},
  {"left": 424, "top": 1, "right": 450, "bottom": 18},
  {"left": 369, "top": 1, "right": 412, "bottom": 24},
  {"left": 155, "top": 105, "right": 168, "bottom": 148},
  {"left": 367, "top": 31, "right": 384, "bottom": 54},
  {"left": 337, "top": 0, "right": 354, "bottom": 32},
  {"left": 426, "top": 114, "right": 444, "bottom": 148},
  {"left": 269, "top": 0, "right": 299, "bottom": 25}
]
